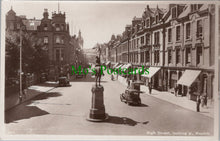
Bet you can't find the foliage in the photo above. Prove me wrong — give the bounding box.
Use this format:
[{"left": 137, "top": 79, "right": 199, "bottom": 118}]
[{"left": 5, "top": 29, "right": 49, "bottom": 83}]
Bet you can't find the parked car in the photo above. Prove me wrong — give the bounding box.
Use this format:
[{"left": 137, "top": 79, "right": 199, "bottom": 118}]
[
  {"left": 58, "top": 76, "right": 70, "bottom": 87},
  {"left": 75, "top": 71, "right": 84, "bottom": 78}
]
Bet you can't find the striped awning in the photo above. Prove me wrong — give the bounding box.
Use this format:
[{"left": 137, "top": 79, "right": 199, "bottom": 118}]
[
  {"left": 142, "top": 67, "right": 161, "bottom": 78},
  {"left": 177, "top": 70, "right": 201, "bottom": 87}
]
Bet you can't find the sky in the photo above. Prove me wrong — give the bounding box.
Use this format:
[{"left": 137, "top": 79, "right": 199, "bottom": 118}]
[{"left": 2, "top": 1, "right": 168, "bottom": 49}]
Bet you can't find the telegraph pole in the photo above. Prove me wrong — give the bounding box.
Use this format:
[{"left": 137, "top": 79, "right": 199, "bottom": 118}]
[{"left": 19, "top": 28, "right": 23, "bottom": 102}]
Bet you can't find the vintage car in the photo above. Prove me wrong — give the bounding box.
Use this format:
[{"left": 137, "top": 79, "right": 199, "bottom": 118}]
[
  {"left": 75, "top": 71, "right": 84, "bottom": 78},
  {"left": 58, "top": 76, "right": 70, "bottom": 87}
]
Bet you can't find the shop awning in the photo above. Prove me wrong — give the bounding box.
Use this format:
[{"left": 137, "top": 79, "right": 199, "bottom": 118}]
[
  {"left": 131, "top": 67, "right": 142, "bottom": 74},
  {"left": 113, "top": 63, "right": 119, "bottom": 68},
  {"left": 142, "top": 67, "right": 161, "bottom": 78},
  {"left": 177, "top": 70, "right": 201, "bottom": 87},
  {"left": 105, "top": 61, "right": 111, "bottom": 66},
  {"left": 115, "top": 64, "right": 123, "bottom": 69},
  {"left": 121, "top": 63, "right": 132, "bottom": 69}
]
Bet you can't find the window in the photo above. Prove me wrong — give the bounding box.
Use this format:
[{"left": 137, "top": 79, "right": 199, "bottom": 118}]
[
  {"left": 44, "top": 24, "right": 48, "bottom": 31},
  {"left": 146, "top": 34, "right": 150, "bottom": 45},
  {"left": 61, "top": 24, "right": 64, "bottom": 31},
  {"left": 176, "top": 26, "right": 180, "bottom": 41},
  {"left": 197, "top": 20, "right": 203, "bottom": 38},
  {"left": 145, "top": 51, "right": 150, "bottom": 63},
  {"left": 168, "top": 49, "right": 172, "bottom": 64},
  {"left": 44, "top": 36, "right": 49, "bottom": 44},
  {"left": 196, "top": 46, "right": 202, "bottom": 65},
  {"left": 61, "top": 49, "right": 64, "bottom": 61},
  {"left": 146, "top": 19, "right": 150, "bottom": 27},
  {"left": 137, "top": 38, "right": 139, "bottom": 47},
  {"left": 186, "top": 23, "right": 191, "bottom": 39},
  {"left": 154, "top": 50, "right": 160, "bottom": 63},
  {"left": 141, "top": 52, "right": 144, "bottom": 63},
  {"left": 61, "top": 36, "right": 65, "bottom": 44},
  {"left": 17, "top": 24, "right": 20, "bottom": 29},
  {"left": 172, "top": 7, "right": 177, "bottom": 18},
  {"left": 168, "top": 28, "right": 172, "bottom": 42},
  {"left": 176, "top": 48, "right": 181, "bottom": 64},
  {"left": 155, "top": 15, "right": 159, "bottom": 24},
  {"left": 55, "top": 36, "right": 61, "bottom": 44},
  {"left": 186, "top": 48, "right": 191, "bottom": 64},
  {"left": 191, "top": 4, "right": 202, "bottom": 12},
  {"left": 141, "top": 36, "right": 144, "bottom": 44},
  {"left": 55, "top": 24, "right": 60, "bottom": 31},
  {"left": 56, "top": 49, "right": 60, "bottom": 61},
  {"left": 154, "top": 32, "right": 160, "bottom": 45},
  {"left": 9, "top": 23, "right": 14, "bottom": 30}
]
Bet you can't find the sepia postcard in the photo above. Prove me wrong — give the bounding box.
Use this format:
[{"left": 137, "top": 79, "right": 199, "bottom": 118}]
[{"left": 0, "top": 0, "right": 219, "bottom": 140}]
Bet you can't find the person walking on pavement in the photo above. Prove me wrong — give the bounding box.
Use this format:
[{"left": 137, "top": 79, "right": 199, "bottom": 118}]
[
  {"left": 148, "top": 81, "right": 152, "bottom": 94},
  {"left": 174, "top": 84, "right": 178, "bottom": 97},
  {"left": 126, "top": 76, "right": 130, "bottom": 88},
  {"left": 196, "top": 95, "right": 201, "bottom": 112}
]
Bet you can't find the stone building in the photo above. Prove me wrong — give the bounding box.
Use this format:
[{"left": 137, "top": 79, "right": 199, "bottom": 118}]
[
  {"left": 6, "top": 8, "right": 84, "bottom": 80},
  {"left": 107, "top": 4, "right": 215, "bottom": 103}
]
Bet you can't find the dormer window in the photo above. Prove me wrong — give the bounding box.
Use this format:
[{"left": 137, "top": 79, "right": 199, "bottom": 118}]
[
  {"left": 191, "top": 4, "right": 202, "bottom": 12},
  {"left": 146, "top": 19, "right": 150, "bottom": 27},
  {"left": 55, "top": 24, "right": 60, "bottom": 31},
  {"left": 155, "top": 15, "right": 159, "bottom": 24},
  {"left": 44, "top": 24, "right": 48, "bottom": 31},
  {"left": 172, "top": 7, "right": 177, "bottom": 19}
]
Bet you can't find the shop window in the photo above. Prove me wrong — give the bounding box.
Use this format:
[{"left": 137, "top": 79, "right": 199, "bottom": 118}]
[
  {"left": 168, "top": 28, "right": 172, "bottom": 42},
  {"left": 176, "top": 26, "right": 180, "bottom": 41},
  {"left": 186, "top": 23, "right": 191, "bottom": 39},
  {"left": 196, "top": 46, "right": 202, "bottom": 65}
]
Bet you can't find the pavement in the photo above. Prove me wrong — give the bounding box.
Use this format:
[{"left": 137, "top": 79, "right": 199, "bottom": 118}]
[
  {"left": 5, "top": 81, "right": 58, "bottom": 111},
  {"left": 5, "top": 72, "right": 214, "bottom": 136},
  {"left": 117, "top": 75, "right": 214, "bottom": 118}
]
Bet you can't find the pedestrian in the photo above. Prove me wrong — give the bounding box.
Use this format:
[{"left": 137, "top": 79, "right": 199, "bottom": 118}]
[
  {"left": 201, "top": 95, "right": 205, "bottom": 107},
  {"left": 204, "top": 95, "right": 208, "bottom": 108},
  {"left": 174, "top": 84, "right": 178, "bottom": 97},
  {"left": 148, "top": 81, "right": 152, "bottom": 94},
  {"left": 111, "top": 74, "right": 114, "bottom": 81},
  {"left": 196, "top": 95, "right": 201, "bottom": 112},
  {"left": 126, "top": 76, "right": 130, "bottom": 88}
]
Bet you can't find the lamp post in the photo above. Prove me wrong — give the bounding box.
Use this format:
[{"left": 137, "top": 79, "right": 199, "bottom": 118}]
[{"left": 19, "top": 27, "right": 24, "bottom": 102}]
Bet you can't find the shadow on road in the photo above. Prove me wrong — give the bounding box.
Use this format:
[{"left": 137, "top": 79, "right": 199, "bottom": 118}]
[
  {"left": 106, "top": 115, "right": 149, "bottom": 126},
  {"left": 32, "top": 92, "right": 62, "bottom": 101},
  {"left": 5, "top": 92, "right": 62, "bottom": 124}
]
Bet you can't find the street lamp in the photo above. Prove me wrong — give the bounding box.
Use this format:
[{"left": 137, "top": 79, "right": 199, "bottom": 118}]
[{"left": 19, "top": 26, "right": 25, "bottom": 102}]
